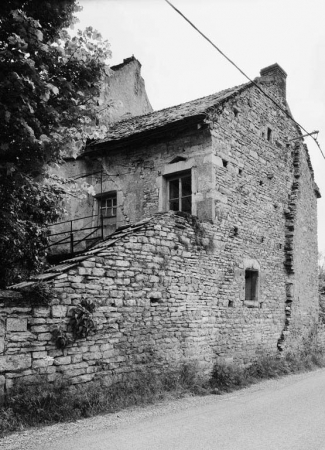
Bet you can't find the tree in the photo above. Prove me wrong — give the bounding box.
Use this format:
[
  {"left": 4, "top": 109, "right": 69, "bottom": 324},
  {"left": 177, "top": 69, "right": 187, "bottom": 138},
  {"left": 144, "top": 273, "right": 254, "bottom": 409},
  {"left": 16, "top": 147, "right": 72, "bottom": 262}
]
[{"left": 0, "top": 0, "right": 111, "bottom": 287}]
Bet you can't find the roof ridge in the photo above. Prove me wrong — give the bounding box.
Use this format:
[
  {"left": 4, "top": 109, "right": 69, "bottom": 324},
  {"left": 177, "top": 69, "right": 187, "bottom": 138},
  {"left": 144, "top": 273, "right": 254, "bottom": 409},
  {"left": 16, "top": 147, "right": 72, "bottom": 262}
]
[{"left": 85, "top": 81, "right": 251, "bottom": 150}]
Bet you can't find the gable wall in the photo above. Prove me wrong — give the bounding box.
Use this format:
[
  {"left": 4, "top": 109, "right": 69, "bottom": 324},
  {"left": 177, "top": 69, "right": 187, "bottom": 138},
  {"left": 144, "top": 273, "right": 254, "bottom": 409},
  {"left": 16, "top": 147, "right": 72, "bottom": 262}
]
[{"left": 207, "top": 84, "right": 319, "bottom": 352}]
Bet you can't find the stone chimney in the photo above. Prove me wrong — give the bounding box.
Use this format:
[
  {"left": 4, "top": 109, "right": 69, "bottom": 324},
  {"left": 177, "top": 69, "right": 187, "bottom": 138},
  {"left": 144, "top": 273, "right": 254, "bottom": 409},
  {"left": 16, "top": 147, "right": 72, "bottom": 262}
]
[{"left": 260, "top": 63, "right": 287, "bottom": 99}]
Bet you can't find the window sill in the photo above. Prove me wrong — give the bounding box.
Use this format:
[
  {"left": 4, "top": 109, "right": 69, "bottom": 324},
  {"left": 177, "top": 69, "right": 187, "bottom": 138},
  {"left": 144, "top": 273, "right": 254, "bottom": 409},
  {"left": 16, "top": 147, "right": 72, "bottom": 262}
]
[{"left": 243, "top": 300, "right": 259, "bottom": 308}]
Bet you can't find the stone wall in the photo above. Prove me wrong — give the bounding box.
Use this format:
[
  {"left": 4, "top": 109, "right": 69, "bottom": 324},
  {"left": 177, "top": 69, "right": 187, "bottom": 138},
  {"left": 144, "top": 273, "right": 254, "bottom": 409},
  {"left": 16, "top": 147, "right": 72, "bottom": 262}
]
[
  {"left": 0, "top": 209, "right": 320, "bottom": 396},
  {"left": 1, "top": 67, "right": 320, "bottom": 395},
  {"left": 0, "top": 213, "right": 280, "bottom": 393}
]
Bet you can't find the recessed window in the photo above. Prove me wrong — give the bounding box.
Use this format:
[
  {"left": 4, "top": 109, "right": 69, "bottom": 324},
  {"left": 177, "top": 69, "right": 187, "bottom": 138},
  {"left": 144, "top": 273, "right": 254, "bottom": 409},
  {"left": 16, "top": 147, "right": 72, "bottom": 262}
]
[
  {"left": 99, "top": 193, "right": 117, "bottom": 218},
  {"left": 222, "top": 159, "right": 228, "bottom": 168},
  {"left": 233, "top": 107, "right": 239, "bottom": 117},
  {"left": 245, "top": 269, "right": 258, "bottom": 301},
  {"left": 267, "top": 127, "right": 273, "bottom": 142},
  {"left": 168, "top": 171, "right": 192, "bottom": 214}
]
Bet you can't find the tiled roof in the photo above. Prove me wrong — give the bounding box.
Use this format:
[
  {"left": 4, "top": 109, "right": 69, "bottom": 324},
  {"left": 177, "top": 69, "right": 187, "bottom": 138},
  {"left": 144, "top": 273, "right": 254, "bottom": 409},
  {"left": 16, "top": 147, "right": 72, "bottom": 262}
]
[
  {"left": 86, "top": 82, "right": 250, "bottom": 149},
  {"left": 9, "top": 218, "right": 152, "bottom": 290}
]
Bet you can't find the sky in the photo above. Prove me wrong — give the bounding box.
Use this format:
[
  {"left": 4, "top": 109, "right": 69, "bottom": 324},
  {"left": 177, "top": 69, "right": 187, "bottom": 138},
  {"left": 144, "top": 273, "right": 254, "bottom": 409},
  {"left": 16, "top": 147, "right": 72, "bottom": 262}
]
[{"left": 76, "top": 0, "right": 325, "bottom": 254}]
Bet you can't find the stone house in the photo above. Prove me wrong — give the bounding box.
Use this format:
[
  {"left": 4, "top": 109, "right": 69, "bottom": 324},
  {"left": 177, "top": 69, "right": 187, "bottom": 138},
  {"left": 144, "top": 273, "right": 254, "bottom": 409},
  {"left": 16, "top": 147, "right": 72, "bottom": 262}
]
[{"left": 0, "top": 62, "right": 321, "bottom": 392}]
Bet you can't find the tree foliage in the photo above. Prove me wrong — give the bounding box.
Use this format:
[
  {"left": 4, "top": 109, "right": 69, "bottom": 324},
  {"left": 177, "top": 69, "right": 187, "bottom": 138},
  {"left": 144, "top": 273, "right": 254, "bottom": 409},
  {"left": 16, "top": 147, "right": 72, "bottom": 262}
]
[{"left": 0, "top": 0, "right": 111, "bottom": 287}]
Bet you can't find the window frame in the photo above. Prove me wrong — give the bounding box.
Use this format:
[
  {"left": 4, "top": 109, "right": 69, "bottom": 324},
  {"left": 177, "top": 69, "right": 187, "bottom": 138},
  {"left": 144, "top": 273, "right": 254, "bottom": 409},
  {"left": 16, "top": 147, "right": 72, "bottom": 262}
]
[
  {"left": 98, "top": 192, "right": 117, "bottom": 218},
  {"left": 166, "top": 170, "right": 192, "bottom": 214},
  {"left": 245, "top": 269, "right": 259, "bottom": 301}
]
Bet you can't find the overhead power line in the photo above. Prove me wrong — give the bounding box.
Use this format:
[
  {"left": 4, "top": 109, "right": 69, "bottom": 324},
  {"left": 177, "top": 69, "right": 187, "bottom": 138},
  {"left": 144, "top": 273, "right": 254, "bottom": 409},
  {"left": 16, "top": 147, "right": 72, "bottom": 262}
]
[{"left": 165, "top": 0, "right": 324, "bottom": 160}]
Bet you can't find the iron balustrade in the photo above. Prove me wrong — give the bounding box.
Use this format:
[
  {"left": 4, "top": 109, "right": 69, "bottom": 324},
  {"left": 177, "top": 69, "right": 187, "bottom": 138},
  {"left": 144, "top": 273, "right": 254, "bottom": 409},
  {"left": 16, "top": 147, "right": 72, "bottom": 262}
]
[{"left": 46, "top": 214, "right": 104, "bottom": 256}]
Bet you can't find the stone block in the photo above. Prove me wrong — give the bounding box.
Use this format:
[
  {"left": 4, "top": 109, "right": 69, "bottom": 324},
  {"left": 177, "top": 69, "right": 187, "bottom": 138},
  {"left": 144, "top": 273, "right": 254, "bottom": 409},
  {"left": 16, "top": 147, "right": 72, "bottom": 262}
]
[
  {"left": 37, "top": 333, "right": 52, "bottom": 341},
  {"left": 92, "top": 268, "right": 105, "bottom": 276},
  {"left": 54, "top": 356, "right": 71, "bottom": 365},
  {"left": 80, "top": 261, "right": 95, "bottom": 268},
  {"left": 83, "top": 352, "right": 102, "bottom": 361},
  {"left": 31, "top": 325, "right": 50, "bottom": 333},
  {"left": 7, "top": 331, "right": 35, "bottom": 343},
  {"left": 51, "top": 305, "right": 67, "bottom": 318},
  {"left": 33, "top": 307, "right": 51, "bottom": 318},
  {"left": 70, "top": 374, "right": 94, "bottom": 384},
  {"left": 32, "top": 351, "right": 48, "bottom": 359},
  {"left": 115, "top": 260, "right": 130, "bottom": 267},
  {"left": 0, "top": 354, "right": 31, "bottom": 371},
  {"left": 32, "top": 359, "right": 48, "bottom": 369},
  {"left": 7, "top": 318, "right": 27, "bottom": 332}
]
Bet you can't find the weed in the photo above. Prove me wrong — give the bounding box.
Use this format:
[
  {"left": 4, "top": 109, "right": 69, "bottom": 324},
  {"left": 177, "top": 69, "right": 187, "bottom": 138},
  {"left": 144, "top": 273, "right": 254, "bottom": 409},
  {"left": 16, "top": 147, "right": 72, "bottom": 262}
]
[
  {"left": 19, "top": 282, "right": 55, "bottom": 306},
  {"left": 0, "top": 362, "right": 202, "bottom": 437},
  {"left": 210, "top": 348, "right": 325, "bottom": 394},
  {"left": 2, "top": 349, "right": 325, "bottom": 437},
  {"left": 51, "top": 324, "right": 72, "bottom": 349},
  {"left": 70, "top": 299, "right": 97, "bottom": 339}
]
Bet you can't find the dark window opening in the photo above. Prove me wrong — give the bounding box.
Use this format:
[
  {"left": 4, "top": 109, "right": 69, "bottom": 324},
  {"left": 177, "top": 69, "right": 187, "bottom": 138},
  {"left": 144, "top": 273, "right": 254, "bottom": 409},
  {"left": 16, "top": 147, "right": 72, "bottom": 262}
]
[
  {"left": 222, "top": 159, "right": 228, "bottom": 168},
  {"left": 99, "top": 193, "right": 117, "bottom": 218},
  {"left": 259, "top": 180, "right": 264, "bottom": 186},
  {"left": 245, "top": 269, "right": 258, "bottom": 301},
  {"left": 238, "top": 168, "right": 243, "bottom": 175},
  {"left": 228, "top": 300, "right": 234, "bottom": 308},
  {"left": 168, "top": 171, "right": 192, "bottom": 214},
  {"left": 267, "top": 127, "right": 272, "bottom": 141},
  {"left": 233, "top": 107, "right": 239, "bottom": 117}
]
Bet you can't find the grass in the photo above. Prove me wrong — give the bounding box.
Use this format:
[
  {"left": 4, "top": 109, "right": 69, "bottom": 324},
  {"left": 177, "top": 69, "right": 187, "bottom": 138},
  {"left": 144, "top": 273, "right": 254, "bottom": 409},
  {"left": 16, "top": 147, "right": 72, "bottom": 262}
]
[
  {"left": 1, "top": 348, "right": 325, "bottom": 437},
  {"left": 0, "top": 363, "right": 202, "bottom": 437},
  {"left": 210, "top": 348, "right": 325, "bottom": 393}
]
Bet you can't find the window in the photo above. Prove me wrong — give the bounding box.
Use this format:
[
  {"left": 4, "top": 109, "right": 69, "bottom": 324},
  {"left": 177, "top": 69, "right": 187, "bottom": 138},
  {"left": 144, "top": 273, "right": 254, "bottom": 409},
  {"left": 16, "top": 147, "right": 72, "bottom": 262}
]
[
  {"left": 245, "top": 269, "right": 258, "bottom": 301},
  {"left": 99, "top": 193, "right": 117, "bottom": 218},
  {"left": 233, "top": 107, "right": 239, "bottom": 117},
  {"left": 168, "top": 171, "right": 192, "bottom": 214},
  {"left": 267, "top": 127, "right": 273, "bottom": 142}
]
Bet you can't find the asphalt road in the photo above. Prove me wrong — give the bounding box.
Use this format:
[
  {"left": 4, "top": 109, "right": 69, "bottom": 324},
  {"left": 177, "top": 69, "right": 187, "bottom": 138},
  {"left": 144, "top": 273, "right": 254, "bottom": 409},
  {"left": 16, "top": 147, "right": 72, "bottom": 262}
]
[{"left": 2, "top": 368, "right": 325, "bottom": 450}]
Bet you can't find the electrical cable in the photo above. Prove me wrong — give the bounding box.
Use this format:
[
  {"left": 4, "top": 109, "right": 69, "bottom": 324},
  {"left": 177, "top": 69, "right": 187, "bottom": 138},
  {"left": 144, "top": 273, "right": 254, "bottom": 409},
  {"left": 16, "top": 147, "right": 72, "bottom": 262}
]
[{"left": 164, "top": 0, "right": 325, "bottom": 160}]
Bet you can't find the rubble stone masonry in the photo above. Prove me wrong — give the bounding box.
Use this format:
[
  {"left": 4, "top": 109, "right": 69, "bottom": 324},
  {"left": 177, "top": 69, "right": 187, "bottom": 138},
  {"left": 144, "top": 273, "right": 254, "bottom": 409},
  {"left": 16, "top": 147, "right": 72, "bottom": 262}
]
[{"left": 0, "top": 69, "right": 321, "bottom": 395}]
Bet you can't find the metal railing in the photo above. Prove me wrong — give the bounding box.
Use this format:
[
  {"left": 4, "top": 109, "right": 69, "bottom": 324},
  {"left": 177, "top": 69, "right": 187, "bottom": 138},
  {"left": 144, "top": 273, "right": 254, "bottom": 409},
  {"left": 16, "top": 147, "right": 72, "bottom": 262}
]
[{"left": 46, "top": 214, "right": 104, "bottom": 257}]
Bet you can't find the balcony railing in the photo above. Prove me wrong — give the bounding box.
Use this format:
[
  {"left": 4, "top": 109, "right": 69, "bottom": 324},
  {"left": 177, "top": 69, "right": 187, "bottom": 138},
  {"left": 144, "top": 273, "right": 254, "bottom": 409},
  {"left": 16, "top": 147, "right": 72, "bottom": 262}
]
[{"left": 46, "top": 214, "right": 104, "bottom": 257}]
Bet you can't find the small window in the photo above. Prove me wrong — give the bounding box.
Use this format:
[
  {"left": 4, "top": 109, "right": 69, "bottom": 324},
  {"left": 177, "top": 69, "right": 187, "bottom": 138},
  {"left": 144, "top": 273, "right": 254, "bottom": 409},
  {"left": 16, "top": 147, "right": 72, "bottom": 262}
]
[
  {"left": 99, "top": 193, "right": 117, "bottom": 218},
  {"left": 222, "top": 159, "right": 228, "bottom": 168},
  {"left": 245, "top": 269, "right": 258, "bottom": 301},
  {"left": 267, "top": 127, "right": 273, "bottom": 142},
  {"left": 168, "top": 171, "right": 192, "bottom": 214}
]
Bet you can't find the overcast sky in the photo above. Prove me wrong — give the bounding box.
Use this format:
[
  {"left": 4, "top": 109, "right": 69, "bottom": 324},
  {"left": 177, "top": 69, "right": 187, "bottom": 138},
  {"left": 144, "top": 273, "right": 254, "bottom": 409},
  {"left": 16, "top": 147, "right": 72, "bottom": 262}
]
[{"left": 77, "top": 0, "right": 325, "bottom": 254}]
